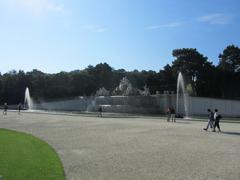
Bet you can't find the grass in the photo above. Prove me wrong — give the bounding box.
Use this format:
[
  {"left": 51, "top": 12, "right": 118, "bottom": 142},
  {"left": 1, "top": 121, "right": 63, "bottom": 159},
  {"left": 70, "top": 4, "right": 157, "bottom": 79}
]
[{"left": 0, "top": 129, "right": 65, "bottom": 180}]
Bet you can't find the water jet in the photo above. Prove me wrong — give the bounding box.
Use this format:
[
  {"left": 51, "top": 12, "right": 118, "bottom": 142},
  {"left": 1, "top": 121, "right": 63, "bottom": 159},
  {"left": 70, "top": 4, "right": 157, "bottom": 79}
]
[{"left": 176, "top": 72, "right": 189, "bottom": 118}]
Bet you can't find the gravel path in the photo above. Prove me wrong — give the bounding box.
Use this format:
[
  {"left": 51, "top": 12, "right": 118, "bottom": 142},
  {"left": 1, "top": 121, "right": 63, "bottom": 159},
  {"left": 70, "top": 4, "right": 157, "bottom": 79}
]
[{"left": 0, "top": 112, "right": 240, "bottom": 180}]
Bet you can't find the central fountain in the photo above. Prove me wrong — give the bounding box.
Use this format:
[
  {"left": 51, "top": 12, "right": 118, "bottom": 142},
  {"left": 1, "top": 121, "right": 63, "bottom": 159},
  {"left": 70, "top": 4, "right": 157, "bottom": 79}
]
[{"left": 85, "top": 77, "right": 159, "bottom": 113}]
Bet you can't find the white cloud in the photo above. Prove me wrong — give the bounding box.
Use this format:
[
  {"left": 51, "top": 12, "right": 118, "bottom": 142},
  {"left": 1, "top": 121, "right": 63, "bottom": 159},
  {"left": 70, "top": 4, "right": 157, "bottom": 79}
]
[
  {"left": 5, "top": 0, "right": 64, "bottom": 15},
  {"left": 145, "top": 13, "right": 233, "bottom": 30},
  {"left": 145, "top": 22, "right": 185, "bottom": 30},
  {"left": 197, "top": 13, "right": 232, "bottom": 25},
  {"left": 82, "top": 25, "right": 108, "bottom": 33}
]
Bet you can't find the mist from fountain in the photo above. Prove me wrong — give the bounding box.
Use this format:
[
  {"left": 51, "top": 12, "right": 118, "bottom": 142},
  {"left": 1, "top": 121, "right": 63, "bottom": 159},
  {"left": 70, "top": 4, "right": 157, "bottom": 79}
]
[
  {"left": 176, "top": 72, "right": 189, "bottom": 118},
  {"left": 24, "top": 87, "right": 34, "bottom": 110}
]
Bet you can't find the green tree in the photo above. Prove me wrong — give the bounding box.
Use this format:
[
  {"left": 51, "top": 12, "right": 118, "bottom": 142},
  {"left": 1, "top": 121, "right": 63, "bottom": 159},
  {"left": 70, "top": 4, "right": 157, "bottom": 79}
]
[
  {"left": 85, "top": 63, "right": 116, "bottom": 92},
  {"left": 218, "top": 45, "right": 240, "bottom": 72},
  {"left": 217, "top": 45, "right": 240, "bottom": 98},
  {"left": 171, "top": 48, "right": 215, "bottom": 96},
  {"left": 25, "top": 69, "right": 47, "bottom": 99}
]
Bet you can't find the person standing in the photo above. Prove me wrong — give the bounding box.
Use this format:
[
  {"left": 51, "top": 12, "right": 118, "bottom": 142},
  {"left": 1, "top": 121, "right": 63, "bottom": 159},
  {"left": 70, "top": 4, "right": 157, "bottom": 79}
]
[
  {"left": 213, "top": 109, "right": 221, "bottom": 132},
  {"left": 204, "top": 109, "right": 214, "bottom": 131},
  {"left": 99, "top": 106, "right": 103, "bottom": 117},
  {"left": 170, "top": 107, "right": 176, "bottom": 122},
  {"left": 17, "top": 103, "right": 22, "bottom": 115},
  {"left": 3, "top": 103, "right": 8, "bottom": 115},
  {"left": 166, "top": 107, "right": 171, "bottom": 122}
]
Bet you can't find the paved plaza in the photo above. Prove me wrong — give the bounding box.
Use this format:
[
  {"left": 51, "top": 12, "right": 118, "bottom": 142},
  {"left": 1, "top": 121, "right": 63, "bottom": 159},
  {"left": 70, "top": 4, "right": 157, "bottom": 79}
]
[{"left": 0, "top": 111, "right": 240, "bottom": 180}]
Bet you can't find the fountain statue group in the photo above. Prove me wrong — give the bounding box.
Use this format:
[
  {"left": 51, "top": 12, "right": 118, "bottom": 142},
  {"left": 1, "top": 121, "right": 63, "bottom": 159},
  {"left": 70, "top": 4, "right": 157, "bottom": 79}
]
[
  {"left": 24, "top": 73, "right": 189, "bottom": 117},
  {"left": 95, "top": 77, "right": 150, "bottom": 96}
]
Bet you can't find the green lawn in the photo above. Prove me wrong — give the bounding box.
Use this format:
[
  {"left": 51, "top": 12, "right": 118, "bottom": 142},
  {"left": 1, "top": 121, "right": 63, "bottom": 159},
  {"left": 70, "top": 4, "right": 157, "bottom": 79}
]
[{"left": 0, "top": 129, "right": 65, "bottom": 180}]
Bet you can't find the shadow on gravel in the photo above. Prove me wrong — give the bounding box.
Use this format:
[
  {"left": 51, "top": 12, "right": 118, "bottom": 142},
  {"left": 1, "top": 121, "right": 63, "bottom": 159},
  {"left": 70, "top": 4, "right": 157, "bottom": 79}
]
[
  {"left": 222, "top": 132, "right": 240, "bottom": 136},
  {"left": 174, "top": 121, "right": 191, "bottom": 124},
  {"left": 98, "top": 116, "right": 139, "bottom": 119}
]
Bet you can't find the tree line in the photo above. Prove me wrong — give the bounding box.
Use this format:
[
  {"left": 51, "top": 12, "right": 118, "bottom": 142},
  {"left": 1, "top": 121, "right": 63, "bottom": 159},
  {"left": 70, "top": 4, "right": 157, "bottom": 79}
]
[{"left": 0, "top": 45, "right": 240, "bottom": 104}]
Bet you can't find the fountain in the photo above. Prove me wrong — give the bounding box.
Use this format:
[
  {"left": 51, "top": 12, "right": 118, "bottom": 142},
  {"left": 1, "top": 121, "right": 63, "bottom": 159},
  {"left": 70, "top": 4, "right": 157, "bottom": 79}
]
[
  {"left": 176, "top": 72, "right": 189, "bottom": 118},
  {"left": 113, "top": 77, "right": 142, "bottom": 96},
  {"left": 84, "top": 77, "right": 159, "bottom": 113},
  {"left": 24, "top": 87, "right": 34, "bottom": 110},
  {"left": 27, "top": 76, "right": 160, "bottom": 114},
  {"left": 96, "top": 87, "right": 110, "bottom": 96},
  {"left": 139, "top": 85, "right": 150, "bottom": 96}
]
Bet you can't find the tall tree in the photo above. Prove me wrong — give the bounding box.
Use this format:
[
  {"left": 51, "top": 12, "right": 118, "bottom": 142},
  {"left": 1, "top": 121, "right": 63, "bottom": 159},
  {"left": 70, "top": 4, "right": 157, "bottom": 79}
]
[
  {"left": 217, "top": 45, "right": 240, "bottom": 98},
  {"left": 171, "top": 48, "right": 214, "bottom": 96},
  {"left": 85, "top": 63, "right": 115, "bottom": 91},
  {"left": 218, "top": 45, "right": 240, "bottom": 72}
]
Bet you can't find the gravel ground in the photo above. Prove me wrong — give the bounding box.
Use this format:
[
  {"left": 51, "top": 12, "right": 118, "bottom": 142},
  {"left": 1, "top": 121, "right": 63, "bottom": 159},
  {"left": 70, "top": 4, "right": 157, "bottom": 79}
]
[{"left": 0, "top": 111, "right": 240, "bottom": 180}]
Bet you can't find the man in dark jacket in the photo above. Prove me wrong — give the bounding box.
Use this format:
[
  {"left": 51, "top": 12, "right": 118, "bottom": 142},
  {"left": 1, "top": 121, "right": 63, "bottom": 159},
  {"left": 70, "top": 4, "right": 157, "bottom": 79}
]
[{"left": 213, "top": 109, "right": 221, "bottom": 132}]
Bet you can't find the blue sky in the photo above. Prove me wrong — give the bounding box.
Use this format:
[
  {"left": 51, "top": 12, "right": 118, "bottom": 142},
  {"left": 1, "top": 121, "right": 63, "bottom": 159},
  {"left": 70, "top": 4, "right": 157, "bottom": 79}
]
[{"left": 0, "top": 0, "right": 239, "bottom": 73}]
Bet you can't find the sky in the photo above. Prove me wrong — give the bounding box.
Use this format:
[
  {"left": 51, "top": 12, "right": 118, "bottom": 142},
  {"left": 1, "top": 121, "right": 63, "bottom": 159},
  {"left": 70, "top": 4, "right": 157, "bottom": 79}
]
[{"left": 0, "top": 0, "right": 239, "bottom": 73}]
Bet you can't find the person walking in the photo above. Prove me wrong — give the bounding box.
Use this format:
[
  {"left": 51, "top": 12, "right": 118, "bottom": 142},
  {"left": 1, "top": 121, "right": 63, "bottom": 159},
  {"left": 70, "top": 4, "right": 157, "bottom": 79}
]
[
  {"left": 213, "top": 109, "right": 221, "bottom": 132},
  {"left": 3, "top": 103, "right": 8, "bottom": 115},
  {"left": 203, "top": 109, "right": 214, "bottom": 131}
]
